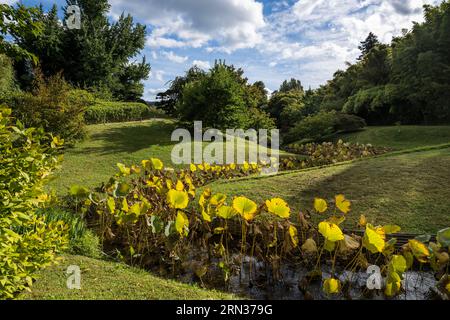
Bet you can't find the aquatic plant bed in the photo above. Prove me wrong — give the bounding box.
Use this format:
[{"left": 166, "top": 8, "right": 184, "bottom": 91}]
[{"left": 69, "top": 158, "right": 450, "bottom": 301}]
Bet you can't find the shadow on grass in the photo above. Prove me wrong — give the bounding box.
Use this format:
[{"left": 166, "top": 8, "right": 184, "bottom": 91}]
[
  {"left": 71, "top": 121, "right": 178, "bottom": 155},
  {"left": 284, "top": 148, "right": 450, "bottom": 233}
]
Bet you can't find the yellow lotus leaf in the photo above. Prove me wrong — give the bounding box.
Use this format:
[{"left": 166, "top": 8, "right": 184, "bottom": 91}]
[
  {"left": 301, "top": 238, "right": 318, "bottom": 253},
  {"left": 232, "top": 196, "right": 257, "bottom": 221},
  {"left": 199, "top": 189, "right": 211, "bottom": 209},
  {"left": 266, "top": 198, "right": 291, "bottom": 219},
  {"left": 408, "top": 239, "right": 430, "bottom": 263},
  {"left": 318, "top": 221, "right": 344, "bottom": 242},
  {"left": 175, "top": 180, "right": 184, "bottom": 191},
  {"left": 217, "top": 206, "right": 237, "bottom": 220},
  {"left": 117, "top": 163, "right": 131, "bottom": 176},
  {"left": 175, "top": 211, "right": 189, "bottom": 237},
  {"left": 389, "top": 255, "right": 407, "bottom": 274},
  {"left": 323, "top": 278, "right": 340, "bottom": 295},
  {"left": 359, "top": 214, "right": 367, "bottom": 227},
  {"left": 201, "top": 209, "right": 212, "bottom": 222},
  {"left": 289, "top": 225, "right": 299, "bottom": 247},
  {"left": 210, "top": 193, "right": 227, "bottom": 207},
  {"left": 167, "top": 189, "right": 189, "bottom": 209},
  {"left": 150, "top": 158, "right": 163, "bottom": 170},
  {"left": 362, "top": 225, "right": 385, "bottom": 253},
  {"left": 385, "top": 271, "right": 402, "bottom": 297},
  {"left": 189, "top": 163, "right": 197, "bottom": 172},
  {"left": 382, "top": 225, "right": 401, "bottom": 234},
  {"left": 314, "top": 198, "right": 327, "bottom": 213},
  {"left": 107, "top": 197, "right": 115, "bottom": 214},
  {"left": 121, "top": 198, "right": 129, "bottom": 212},
  {"left": 335, "top": 194, "right": 351, "bottom": 214}
]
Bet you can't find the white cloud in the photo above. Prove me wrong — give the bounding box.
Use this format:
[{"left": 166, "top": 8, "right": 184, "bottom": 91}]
[
  {"left": 162, "top": 51, "right": 188, "bottom": 63},
  {"left": 257, "top": 0, "right": 441, "bottom": 87},
  {"left": 192, "top": 60, "right": 211, "bottom": 70},
  {"left": 110, "top": 0, "right": 265, "bottom": 52},
  {"left": 149, "top": 70, "right": 166, "bottom": 82}
]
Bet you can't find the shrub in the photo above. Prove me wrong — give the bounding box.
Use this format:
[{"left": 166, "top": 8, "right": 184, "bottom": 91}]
[
  {"left": 9, "top": 73, "right": 88, "bottom": 144},
  {"left": 41, "top": 207, "right": 102, "bottom": 258},
  {"left": 285, "top": 111, "right": 366, "bottom": 144},
  {"left": 0, "top": 107, "right": 68, "bottom": 298},
  {"left": 84, "top": 100, "right": 165, "bottom": 124},
  {"left": 282, "top": 140, "right": 389, "bottom": 169},
  {"left": 0, "top": 54, "right": 16, "bottom": 101}
]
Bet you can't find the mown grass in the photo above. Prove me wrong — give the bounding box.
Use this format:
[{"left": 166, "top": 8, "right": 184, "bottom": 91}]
[
  {"left": 20, "top": 255, "right": 236, "bottom": 300},
  {"left": 49, "top": 120, "right": 288, "bottom": 194},
  {"left": 334, "top": 126, "right": 450, "bottom": 150},
  {"left": 206, "top": 147, "right": 450, "bottom": 234}
]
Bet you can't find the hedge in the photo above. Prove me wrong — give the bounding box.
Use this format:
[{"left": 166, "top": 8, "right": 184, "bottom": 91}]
[{"left": 84, "top": 101, "right": 166, "bottom": 124}]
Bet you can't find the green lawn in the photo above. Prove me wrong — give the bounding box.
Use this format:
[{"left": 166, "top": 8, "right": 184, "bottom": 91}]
[
  {"left": 20, "top": 255, "right": 236, "bottom": 300},
  {"left": 335, "top": 126, "right": 450, "bottom": 150},
  {"left": 49, "top": 120, "right": 288, "bottom": 194},
  {"left": 206, "top": 147, "right": 450, "bottom": 234}
]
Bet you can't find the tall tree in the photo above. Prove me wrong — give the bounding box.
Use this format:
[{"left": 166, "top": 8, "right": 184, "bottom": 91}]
[
  {"left": 358, "top": 32, "right": 380, "bottom": 60},
  {"left": 278, "top": 78, "right": 304, "bottom": 93},
  {"left": 13, "top": 0, "right": 150, "bottom": 101}
]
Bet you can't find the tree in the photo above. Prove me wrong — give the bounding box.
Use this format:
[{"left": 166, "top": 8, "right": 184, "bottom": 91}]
[
  {"left": 156, "top": 66, "right": 206, "bottom": 116},
  {"left": 0, "top": 3, "right": 43, "bottom": 62},
  {"left": 12, "top": 0, "right": 150, "bottom": 101},
  {"left": 176, "top": 63, "right": 250, "bottom": 129},
  {"left": 358, "top": 32, "right": 380, "bottom": 60},
  {"left": 278, "top": 78, "right": 304, "bottom": 93}
]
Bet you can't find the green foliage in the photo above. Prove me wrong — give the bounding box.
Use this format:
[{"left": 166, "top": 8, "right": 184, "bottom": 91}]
[
  {"left": 277, "top": 78, "right": 304, "bottom": 93},
  {"left": 311, "top": 1, "right": 450, "bottom": 125},
  {"left": 9, "top": 73, "right": 88, "bottom": 144},
  {"left": 0, "top": 54, "right": 16, "bottom": 101},
  {"left": 282, "top": 140, "right": 389, "bottom": 169},
  {"left": 285, "top": 111, "right": 366, "bottom": 143},
  {"left": 267, "top": 90, "right": 304, "bottom": 131},
  {"left": 0, "top": 4, "right": 42, "bottom": 62},
  {"left": 12, "top": 1, "right": 150, "bottom": 100},
  {"left": 84, "top": 100, "right": 165, "bottom": 124},
  {"left": 70, "top": 230, "right": 102, "bottom": 259},
  {"left": 176, "top": 63, "right": 253, "bottom": 129},
  {"left": 156, "top": 66, "right": 206, "bottom": 116},
  {"left": 0, "top": 107, "right": 68, "bottom": 298}
]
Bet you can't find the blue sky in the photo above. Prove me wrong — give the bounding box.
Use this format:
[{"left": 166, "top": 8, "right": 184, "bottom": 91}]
[{"left": 6, "top": 0, "right": 442, "bottom": 100}]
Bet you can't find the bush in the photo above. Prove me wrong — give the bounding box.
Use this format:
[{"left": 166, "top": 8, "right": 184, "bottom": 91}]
[
  {"left": 84, "top": 100, "right": 166, "bottom": 124},
  {"left": 9, "top": 73, "right": 88, "bottom": 144},
  {"left": 285, "top": 111, "right": 366, "bottom": 143},
  {"left": 0, "top": 107, "right": 68, "bottom": 298},
  {"left": 0, "top": 54, "right": 16, "bottom": 101},
  {"left": 41, "top": 207, "right": 102, "bottom": 258}
]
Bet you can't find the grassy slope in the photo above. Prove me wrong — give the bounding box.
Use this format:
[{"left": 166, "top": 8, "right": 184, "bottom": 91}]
[
  {"left": 335, "top": 126, "right": 450, "bottom": 150},
  {"left": 21, "top": 255, "right": 235, "bottom": 300},
  {"left": 49, "top": 120, "right": 289, "bottom": 193},
  {"left": 207, "top": 147, "right": 450, "bottom": 234}
]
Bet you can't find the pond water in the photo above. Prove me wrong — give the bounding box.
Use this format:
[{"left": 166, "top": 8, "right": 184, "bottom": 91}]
[{"left": 178, "top": 255, "right": 441, "bottom": 300}]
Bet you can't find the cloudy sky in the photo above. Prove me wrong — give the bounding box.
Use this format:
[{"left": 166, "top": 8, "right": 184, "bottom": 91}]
[{"left": 9, "top": 0, "right": 442, "bottom": 100}]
